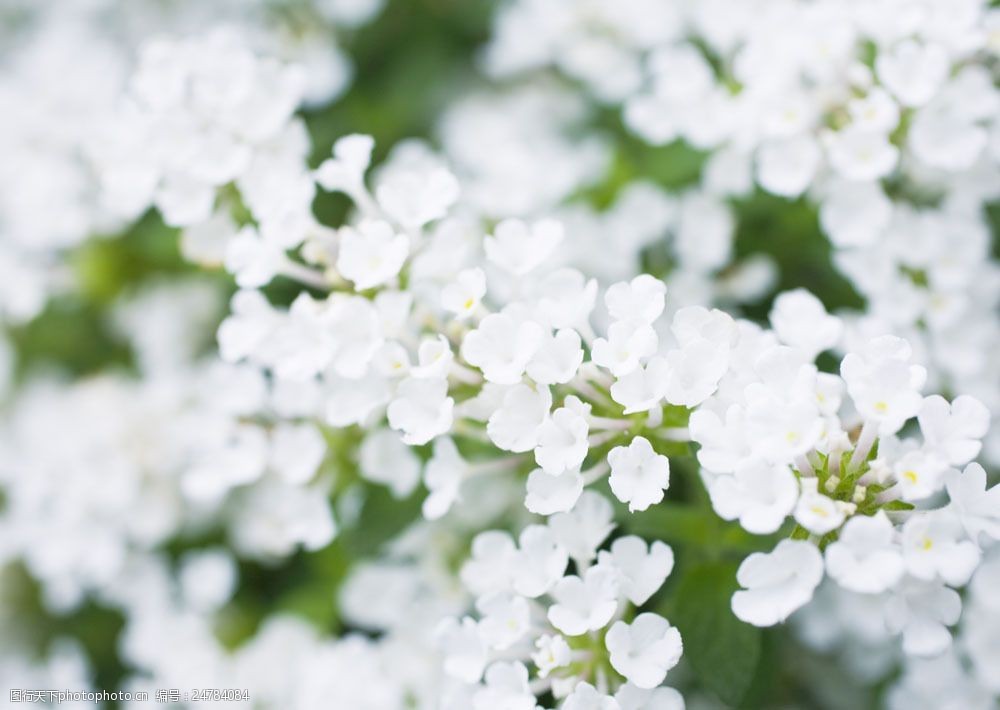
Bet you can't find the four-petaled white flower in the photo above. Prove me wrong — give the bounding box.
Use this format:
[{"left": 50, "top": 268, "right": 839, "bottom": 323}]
[
  {"left": 732, "top": 540, "right": 824, "bottom": 627},
  {"left": 709, "top": 458, "right": 798, "bottom": 534},
  {"left": 841, "top": 335, "right": 927, "bottom": 435},
  {"left": 597, "top": 536, "right": 674, "bottom": 606},
  {"left": 442, "top": 267, "right": 487, "bottom": 320},
  {"left": 534, "top": 395, "right": 590, "bottom": 475},
  {"left": 386, "top": 376, "right": 454, "bottom": 445},
  {"left": 606, "top": 613, "right": 683, "bottom": 690},
  {"left": 548, "top": 565, "right": 620, "bottom": 636},
  {"left": 336, "top": 219, "right": 410, "bottom": 290},
  {"left": 608, "top": 437, "right": 671, "bottom": 513},
  {"left": 462, "top": 312, "right": 544, "bottom": 384},
  {"left": 824, "top": 511, "right": 904, "bottom": 594},
  {"left": 901, "top": 511, "right": 981, "bottom": 587}
]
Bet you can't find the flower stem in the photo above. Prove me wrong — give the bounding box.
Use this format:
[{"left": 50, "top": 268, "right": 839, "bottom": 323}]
[{"left": 849, "top": 420, "right": 878, "bottom": 471}]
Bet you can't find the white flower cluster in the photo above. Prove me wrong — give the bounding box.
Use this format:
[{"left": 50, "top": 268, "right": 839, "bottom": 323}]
[
  {"left": 185, "top": 116, "right": 996, "bottom": 703},
  {"left": 483, "top": 0, "right": 1000, "bottom": 466},
  {"left": 0, "top": 0, "right": 383, "bottom": 323},
  {"left": 0, "top": 346, "right": 336, "bottom": 612},
  {"left": 438, "top": 505, "right": 682, "bottom": 708}
]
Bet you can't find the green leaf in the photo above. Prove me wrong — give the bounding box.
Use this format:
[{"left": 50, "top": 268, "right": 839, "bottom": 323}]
[{"left": 670, "top": 561, "right": 762, "bottom": 706}]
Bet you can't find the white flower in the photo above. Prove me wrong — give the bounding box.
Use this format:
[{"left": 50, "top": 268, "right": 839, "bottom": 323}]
[
  {"left": 336, "top": 219, "right": 409, "bottom": 290},
  {"left": 610, "top": 357, "right": 669, "bottom": 415},
  {"left": 563, "top": 683, "right": 620, "bottom": 710},
  {"left": 373, "top": 341, "right": 411, "bottom": 377},
  {"left": 411, "top": 335, "right": 454, "bottom": 379},
  {"left": 218, "top": 289, "right": 280, "bottom": 363},
  {"left": 894, "top": 450, "right": 948, "bottom": 502},
  {"left": 605, "top": 275, "right": 667, "bottom": 325},
  {"left": 768, "top": 289, "right": 843, "bottom": 359},
  {"left": 826, "top": 126, "right": 899, "bottom": 181},
  {"left": 608, "top": 437, "right": 671, "bottom": 513},
  {"left": 945, "top": 462, "right": 1000, "bottom": 544},
  {"left": 183, "top": 423, "right": 268, "bottom": 502},
  {"left": 422, "top": 437, "right": 466, "bottom": 520},
  {"left": 876, "top": 40, "right": 949, "bottom": 107},
  {"left": 487, "top": 384, "right": 552, "bottom": 452},
  {"left": 689, "top": 405, "right": 751, "bottom": 475},
  {"left": 675, "top": 192, "right": 734, "bottom": 272},
  {"left": 756, "top": 134, "right": 821, "bottom": 198},
  {"left": 484, "top": 218, "right": 563, "bottom": 276},
  {"left": 473, "top": 662, "right": 535, "bottom": 710},
  {"left": 181, "top": 210, "right": 237, "bottom": 266},
  {"left": 359, "top": 428, "right": 421, "bottom": 497},
  {"left": 909, "top": 104, "right": 988, "bottom": 171},
  {"left": 269, "top": 422, "right": 325, "bottom": 484},
  {"left": 847, "top": 88, "right": 900, "bottom": 132},
  {"left": 302, "top": 293, "right": 383, "bottom": 380},
  {"left": 548, "top": 565, "right": 620, "bottom": 636},
  {"left": 477, "top": 592, "right": 531, "bottom": 650},
  {"left": 525, "top": 468, "right": 583, "bottom": 515},
  {"left": 535, "top": 396, "right": 590, "bottom": 475},
  {"left": 324, "top": 370, "right": 390, "bottom": 427},
  {"left": 315, "top": 133, "right": 374, "bottom": 195},
  {"left": 462, "top": 531, "right": 517, "bottom": 597},
  {"left": 884, "top": 578, "right": 961, "bottom": 657},
  {"left": 436, "top": 616, "right": 487, "bottom": 683},
  {"left": 267, "top": 294, "right": 336, "bottom": 381},
  {"left": 230, "top": 480, "right": 336, "bottom": 558},
  {"left": 532, "top": 634, "right": 570, "bottom": 678},
  {"left": 731, "top": 540, "right": 824, "bottom": 627},
  {"left": 793, "top": 479, "right": 845, "bottom": 536},
  {"left": 709, "top": 459, "right": 797, "bottom": 535},
  {"left": 662, "top": 339, "right": 730, "bottom": 407},
  {"left": 671, "top": 306, "right": 738, "bottom": 349},
  {"left": 178, "top": 549, "right": 237, "bottom": 612},
  {"left": 606, "top": 613, "right": 683, "bottom": 690},
  {"left": 841, "top": 335, "right": 926, "bottom": 435},
  {"left": 901, "top": 512, "right": 980, "bottom": 587},
  {"left": 376, "top": 165, "right": 459, "bottom": 229},
  {"left": 743, "top": 387, "right": 823, "bottom": 463},
  {"left": 592, "top": 321, "right": 659, "bottom": 377},
  {"left": 441, "top": 267, "right": 486, "bottom": 320},
  {"left": 917, "top": 395, "right": 990, "bottom": 466},
  {"left": 597, "top": 537, "right": 674, "bottom": 606},
  {"left": 818, "top": 180, "right": 892, "bottom": 248},
  {"left": 386, "top": 376, "right": 454, "bottom": 445},
  {"left": 526, "top": 328, "right": 584, "bottom": 385},
  {"left": 548, "top": 491, "right": 616, "bottom": 564},
  {"left": 564, "top": 683, "right": 620, "bottom": 710},
  {"left": 533, "top": 268, "right": 598, "bottom": 330},
  {"left": 614, "top": 683, "right": 685, "bottom": 710},
  {"left": 814, "top": 373, "right": 844, "bottom": 417},
  {"left": 462, "top": 312, "right": 544, "bottom": 384},
  {"left": 511, "top": 525, "right": 569, "bottom": 598},
  {"left": 824, "top": 511, "right": 904, "bottom": 594},
  {"left": 224, "top": 225, "right": 286, "bottom": 288}
]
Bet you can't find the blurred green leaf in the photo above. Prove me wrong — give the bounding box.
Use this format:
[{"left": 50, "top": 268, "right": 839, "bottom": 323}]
[{"left": 671, "top": 561, "right": 761, "bottom": 707}]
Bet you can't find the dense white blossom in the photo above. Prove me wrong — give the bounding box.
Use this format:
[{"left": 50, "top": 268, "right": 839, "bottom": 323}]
[{"left": 2, "top": 4, "right": 998, "bottom": 707}]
